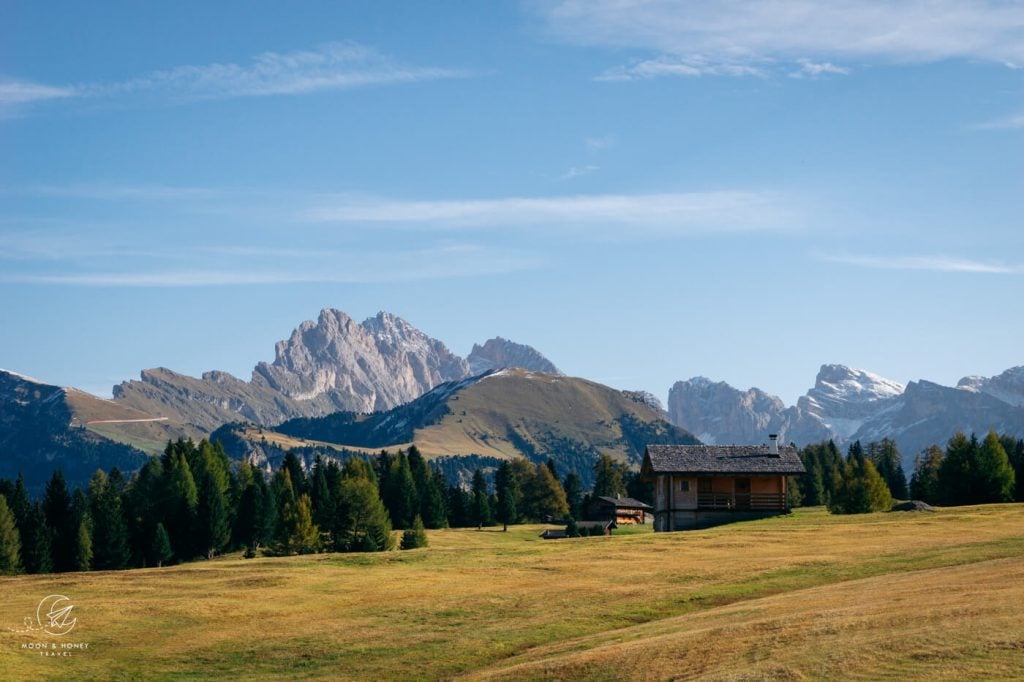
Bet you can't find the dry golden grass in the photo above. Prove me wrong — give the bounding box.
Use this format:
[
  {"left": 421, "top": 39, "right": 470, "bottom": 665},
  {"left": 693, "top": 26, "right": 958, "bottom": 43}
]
[{"left": 2, "top": 505, "right": 1023, "bottom": 681}]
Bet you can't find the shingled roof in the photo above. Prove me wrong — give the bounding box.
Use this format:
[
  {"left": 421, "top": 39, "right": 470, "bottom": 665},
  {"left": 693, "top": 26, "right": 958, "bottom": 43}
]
[
  {"left": 594, "top": 496, "right": 653, "bottom": 510},
  {"left": 643, "top": 444, "right": 806, "bottom": 476}
]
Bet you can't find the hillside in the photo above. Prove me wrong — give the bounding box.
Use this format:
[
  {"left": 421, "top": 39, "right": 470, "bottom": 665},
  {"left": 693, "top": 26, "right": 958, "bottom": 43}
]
[
  {"left": 220, "top": 369, "right": 698, "bottom": 485},
  {"left": 2, "top": 506, "right": 1022, "bottom": 680},
  {"left": 0, "top": 369, "right": 159, "bottom": 491}
]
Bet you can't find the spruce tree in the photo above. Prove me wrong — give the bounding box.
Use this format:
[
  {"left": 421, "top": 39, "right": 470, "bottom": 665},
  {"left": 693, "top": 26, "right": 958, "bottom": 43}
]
[
  {"left": 495, "top": 461, "right": 519, "bottom": 531},
  {"left": 162, "top": 448, "right": 199, "bottom": 561},
  {"left": 938, "top": 432, "right": 977, "bottom": 506},
  {"left": 471, "top": 469, "right": 491, "bottom": 529},
  {"left": 592, "top": 454, "right": 626, "bottom": 498},
  {"left": 975, "top": 431, "right": 1015, "bottom": 503},
  {"left": 400, "top": 515, "right": 428, "bottom": 550},
  {"left": 867, "top": 439, "right": 908, "bottom": 500},
  {"left": 43, "top": 470, "right": 75, "bottom": 572},
  {"left": 562, "top": 473, "right": 583, "bottom": 520},
  {"left": 0, "top": 495, "right": 22, "bottom": 575},
  {"left": 73, "top": 518, "right": 92, "bottom": 572},
  {"left": 151, "top": 523, "right": 173, "bottom": 568},
  {"left": 22, "top": 502, "right": 52, "bottom": 574},
  {"left": 381, "top": 451, "right": 418, "bottom": 529},
  {"left": 910, "top": 446, "right": 944, "bottom": 503},
  {"left": 88, "top": 470, "right": 129, "bottom": 570},
  {"left": 196, "top": 470, "right": 230, "bottom": 559}
]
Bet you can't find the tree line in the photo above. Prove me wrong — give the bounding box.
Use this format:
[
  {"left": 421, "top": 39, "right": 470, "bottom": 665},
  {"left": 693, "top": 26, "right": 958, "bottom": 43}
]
[
  {"left": 788, "top": 430, "right": 1022, "bottom": 514},
  {"left": 0, "top": 440, "right": 650, "bottom": 575}
]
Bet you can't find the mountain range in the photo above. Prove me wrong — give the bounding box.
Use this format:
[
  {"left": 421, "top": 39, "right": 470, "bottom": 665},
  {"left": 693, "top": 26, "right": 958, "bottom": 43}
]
[
  {"left": 213, "top": 368, "right": 693, "bottom": 489},
  {"left": 3, "top": 306, "right": 1023, "bottom": 489},
  {"left": 112, "top": 309, "right": 561, "bottom": 434},
  {"left": 667, "top": 364, "right": 1024, "bottom": 472}
]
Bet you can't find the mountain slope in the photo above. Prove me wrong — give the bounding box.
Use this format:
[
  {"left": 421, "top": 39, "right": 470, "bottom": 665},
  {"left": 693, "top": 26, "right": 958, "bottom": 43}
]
[
  {"left": 0, "top": 369, "right": 154, "bottom": 492},
  {"left": 219, "top": 369, "right": 698, "bottom": 487}
]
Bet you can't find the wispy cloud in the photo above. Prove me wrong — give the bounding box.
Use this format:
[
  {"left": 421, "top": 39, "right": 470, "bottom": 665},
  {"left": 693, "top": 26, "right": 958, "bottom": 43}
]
[
  {"left": 558, "top": 165, "right": 600, "bottom": 180},
  {"left": 790, "top": 59, "right": 852, "bottom": 79},
  {"left": 18, "top": 183, "right": 222, "bottom": 201},
  {"left": 0, "top": 244, "right": 539, "bottom": 287},
  {"left": 2, "top": 41, "right": 469, "bottom": 113},
  {"left": 597, "top": 55, "right": 768, "bottom": 81},
  {"left": 539, "top": 1, "right": 1024, "bottom": 79},
  {"left": 0, "top": 80, "right": 77, "bottom": 105},
  {"left": 972, "top": 113, "right": 1024, "bottom": 130},
  {"left": 305, "top": 191, "right": 802, "bottom": 234},
  {"left": 92, "top": 42, "right": 468, "bottom": 101},
  {"left": 822, "top": 253, "right": 1018, "bottom": 274}
]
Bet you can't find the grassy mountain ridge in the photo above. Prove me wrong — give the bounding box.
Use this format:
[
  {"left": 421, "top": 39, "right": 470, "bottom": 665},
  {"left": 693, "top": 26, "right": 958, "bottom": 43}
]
[{"left": 222, "top": 369, "right": 698, "bottom": 485}]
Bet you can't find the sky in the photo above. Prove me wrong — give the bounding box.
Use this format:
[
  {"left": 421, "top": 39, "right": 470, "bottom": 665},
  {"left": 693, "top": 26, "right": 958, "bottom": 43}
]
[{"left": 1, "top": 0, "right": 1023, "bottom": 405}]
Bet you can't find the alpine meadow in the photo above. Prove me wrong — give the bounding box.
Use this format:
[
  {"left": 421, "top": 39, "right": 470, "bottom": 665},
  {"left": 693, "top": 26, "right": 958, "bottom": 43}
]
[{"left": 4, "top": 2, "right": 1024, "bottom": 680}]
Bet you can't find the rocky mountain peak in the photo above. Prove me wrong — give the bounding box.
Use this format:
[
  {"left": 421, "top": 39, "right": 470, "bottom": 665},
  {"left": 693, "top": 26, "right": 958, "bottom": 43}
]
[
  {"left": 797, "top": 364, "right": 904, "bottom": 419},
  {"left": 467, "top": 337, "right": 562, "bottom": 376},
  {"left": 957, "top": 366, "right": 1024, "bottom": 407}
]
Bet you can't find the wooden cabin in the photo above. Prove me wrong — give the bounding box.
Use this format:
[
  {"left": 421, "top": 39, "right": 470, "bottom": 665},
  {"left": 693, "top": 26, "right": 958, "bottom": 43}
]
[
  {"left": 642, "top": 436, "right": 805, "bottom": 532},
  {"left": 588, "top": 495, "right": 653, "bottom": 525}
]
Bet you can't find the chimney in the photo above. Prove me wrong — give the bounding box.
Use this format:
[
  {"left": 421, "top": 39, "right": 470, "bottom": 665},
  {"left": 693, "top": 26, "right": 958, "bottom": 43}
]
[{"left": 768, "top": 434, "right": 779, "bottom": 456}]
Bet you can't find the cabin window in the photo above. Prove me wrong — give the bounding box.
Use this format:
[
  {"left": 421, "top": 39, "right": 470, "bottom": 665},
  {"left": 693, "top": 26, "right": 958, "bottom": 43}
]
[{"left": 677, "top": 479, "right": 690, "bottom": 492}]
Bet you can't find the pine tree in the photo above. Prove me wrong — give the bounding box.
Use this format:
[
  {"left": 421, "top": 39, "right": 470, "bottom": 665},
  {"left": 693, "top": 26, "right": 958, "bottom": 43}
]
[
  {"left": 408, "top": 447, "right": 447, "bottom": 529},
  {"left": 445, "top": 484, "right": 471, "bottom": 528},
  {"left": 88, "top": 470, "right": 129, "bottom": 570},
  {"left": 495, "top": 461, "right": 519, "bottom": 531},
  {"left": 867, "top": 439, "right": 908, "bottom": 500},
  {"left": 400, "top": 515, "right": 428, "bottom": 550},
  {"left": 309, "top": 456, "right": 335, "bottom": 531},
  {"left": 562, "top": 473, "right": 583, "bottom": 520},
  {"left": 975, "top": 430, "right": 1015, "bottom": 503},
  {"left": 196, "top": 470, "right": 230, "bottom": 559},
  {"left": 471, "top": 469, "right": 491, "bottom": 529},
  {"left": 0, "top": 495, "right": 22, "bottom": 575},
  {"left": 910, "top": 446, "right": 944, "bottom": 503},
  {"left": 151, "top": 523, "right": 173, "bottom": 568},
  {"left": 938, "top": 432, "right": 977, "bottom": 506},
  {"left": 381, "top": 451, "right": 418, "bottom": 529},
  {"left": 73, "top": 518, "right": 92, "bottom": 572},
  {"left": 593, "top": 454, "right": 626, "bottom": 498},
  {"left": 43, "top": 470, "right": 75, "bottom": 572},
  {"left": 22, "top": 502, "right": 52, "bottom": 574},
  {"left": 334, "top": 477, "right": 394, "bottom": 552},
  {"left": 162, "top": 447, "right": 199, "bottom": 561},
  {"left": 281, "top": 452, "right": 307, "bottom": 498},
  {"left": 124, "top": 457, "right": 163, "bottom": 568}
]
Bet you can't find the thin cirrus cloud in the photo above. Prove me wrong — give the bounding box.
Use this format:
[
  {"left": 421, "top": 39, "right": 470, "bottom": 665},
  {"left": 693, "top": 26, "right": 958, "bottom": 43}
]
[
  {"left": 305, "top": 191, "right": 802, "bottom": 234},
  {"left": 0, "top": 244, "right": 540, "bottom": 287},
  {"left": 0, "top": 80, "right": 77, "bottom": 106},
  {"left": 538, "top": 0, "right": 1024, "bottom": 79},
  {"left": 822, "top": 253, "right": 1019, "bottom": 274},
  {"left": 1, "top": 41, "right": 468, "bottom": 111}
]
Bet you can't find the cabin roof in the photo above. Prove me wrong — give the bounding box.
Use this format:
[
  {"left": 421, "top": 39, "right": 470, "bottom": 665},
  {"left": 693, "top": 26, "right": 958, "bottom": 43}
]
[
  {"left": 643, "top": 444, "right": 806, "bottom": 475},
  {"left": 594, "top": 495, "right": 653, "bottom": 510}
]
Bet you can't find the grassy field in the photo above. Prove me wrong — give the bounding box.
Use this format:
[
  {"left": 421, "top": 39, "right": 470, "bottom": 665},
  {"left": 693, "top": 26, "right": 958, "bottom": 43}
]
[{"left": 2, "top": 505, "right": 1023, "bottom": 680}]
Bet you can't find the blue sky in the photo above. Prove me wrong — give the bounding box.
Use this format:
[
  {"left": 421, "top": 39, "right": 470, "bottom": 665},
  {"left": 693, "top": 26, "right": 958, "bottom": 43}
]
[{"left": 1, "top": 1, "right": 1023, "bottom": 405}]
